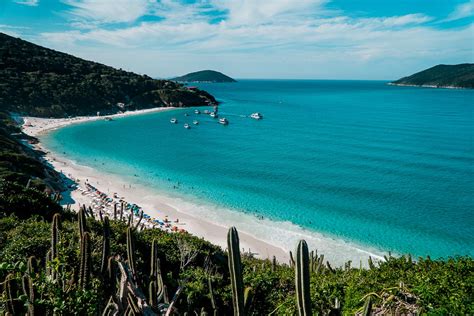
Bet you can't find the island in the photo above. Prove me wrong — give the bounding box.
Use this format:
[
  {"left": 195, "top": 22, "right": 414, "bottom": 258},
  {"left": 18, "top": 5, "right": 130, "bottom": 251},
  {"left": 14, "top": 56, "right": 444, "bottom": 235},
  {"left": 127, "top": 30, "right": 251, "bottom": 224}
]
[
  {"left": 0, "top": 32, "right": 217, "bottom": 118},
  {"left": 390, "top": 63, "right": 474, "bottom": 89},
  {"left": 172, "top": 70, "right": 237, "bottom": 83}
]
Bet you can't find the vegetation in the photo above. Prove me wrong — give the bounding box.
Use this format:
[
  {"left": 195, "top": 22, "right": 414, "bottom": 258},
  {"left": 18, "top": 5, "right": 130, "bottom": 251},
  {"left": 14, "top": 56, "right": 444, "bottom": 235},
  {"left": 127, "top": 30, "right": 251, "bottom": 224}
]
[
  {"left": 391, "top": 63, "right": 474, "bottom": 89},
  {"left": 173, "top": 70, "right": 237, "bottom": 83},
  {"left": 0, "top": 32, "right": 217, "bottom": 118},
  {"left": 0, "top": 209, "right": 472, "bottom": 315}
]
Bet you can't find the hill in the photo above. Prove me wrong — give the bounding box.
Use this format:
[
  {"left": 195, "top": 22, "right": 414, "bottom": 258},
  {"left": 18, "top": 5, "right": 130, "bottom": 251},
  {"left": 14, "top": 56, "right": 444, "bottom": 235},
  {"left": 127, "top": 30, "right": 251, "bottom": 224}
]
[
  {"left": 0, "top": 32, "right": 217, "bottom": 118},
  {"left": 390, "top": 64, "right": 474, "bottom": 89},
  {"left": 173, "top": 70, "right": 236, "bottom": 83}
]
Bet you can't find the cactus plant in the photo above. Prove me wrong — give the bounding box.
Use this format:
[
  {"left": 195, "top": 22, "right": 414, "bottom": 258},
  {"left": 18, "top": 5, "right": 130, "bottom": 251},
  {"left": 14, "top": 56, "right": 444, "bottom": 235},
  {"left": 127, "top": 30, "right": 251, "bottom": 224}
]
[
  {"left": 289, "top": 251, "right": 295, "bottom": 268},
  {"left": 4, "top": 273, "right": 16, "bottom": 315},
  {"left": 135, "top": 210, "right": 144, "bottom": 229},
  {"left": 22, "top": 256, "right": 36, "bottom": 316},
  {"left": 101, "top": 217, "right": 111, "bottom": 274},
  {"left": 149, "top": 239, "right": 164, "bottom": 306},
  {"left": 50, "top": 213, "right": 60, "bottom": 281},
  {"left": 79, "top": 232, "right": 92, "bottom": 289},
  {"left": 126, "top": 227, "right": 136, "bottom": 276},
  {"left": 362, "top": 296, "right": 372, "bottom": 316},
  {"left": 78, "top": 206, "right": 88, "bottom": 239},
  {"left": 227, "top": 226, "right": 244, "bottom": 315},
  {"left": 208, "top": 276, "right": 218, "bottom": 315},
  {"left": 295, "top": 240, "right": 312, "bottom": 316}
]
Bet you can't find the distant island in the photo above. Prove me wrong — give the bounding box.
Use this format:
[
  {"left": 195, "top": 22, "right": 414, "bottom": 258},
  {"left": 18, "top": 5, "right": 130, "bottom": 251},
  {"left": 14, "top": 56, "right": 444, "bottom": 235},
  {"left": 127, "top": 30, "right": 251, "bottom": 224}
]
[
  {"left": 390, "top": 64, "right": 474, "bottom": 89},
  {"left": 0, "top": 32, "right": 217, "bottom": 118},
  {"left": 173, "top": 70, "right": 236, "bottom": 83}
]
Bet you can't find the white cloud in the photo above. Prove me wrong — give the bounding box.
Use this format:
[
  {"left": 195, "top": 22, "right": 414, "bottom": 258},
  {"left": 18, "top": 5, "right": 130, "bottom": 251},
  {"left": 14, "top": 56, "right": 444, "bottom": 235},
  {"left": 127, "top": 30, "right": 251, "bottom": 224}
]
[
  {"left": 32, "top": 1, "right": 473, "bottom": 79},
  {"left": 445, "top": 0, "right": 474, "bottom": 21},
  {"left": 14, "top": 0, "right": 39, "bottom": 6},
  {"left": 62, "top": 0, "right": 150, "bottom": 23}
]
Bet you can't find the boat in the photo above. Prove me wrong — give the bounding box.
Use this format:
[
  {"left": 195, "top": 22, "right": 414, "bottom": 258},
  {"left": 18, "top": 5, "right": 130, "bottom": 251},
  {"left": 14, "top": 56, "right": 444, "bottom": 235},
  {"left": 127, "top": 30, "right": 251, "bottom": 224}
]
[
  {"left": 184, "top": 123, "right": 190, "bottom": 129},
  {"left": 219, "top": 118, "right": 229, "bottom": 125},
  {"left": 203, "top": 110, "right": 210, "bottom": 114},
  {"left": 193, "top": 120, "right": 199, "bottom": 125},
  {"left": 250, "top": 112, "right": 263, "bottom": 120},
  {"left": 194, "top": 109, "right": 200, "bottom": 114},
  {"left": 184, "top": 113, "right": 189, "bottom": 116},
  {"left": 210, "top": 111, "right": 218, "bottom": 118},
  {"left": 170, "top": 118, "right": 178, "bottom": 124}
]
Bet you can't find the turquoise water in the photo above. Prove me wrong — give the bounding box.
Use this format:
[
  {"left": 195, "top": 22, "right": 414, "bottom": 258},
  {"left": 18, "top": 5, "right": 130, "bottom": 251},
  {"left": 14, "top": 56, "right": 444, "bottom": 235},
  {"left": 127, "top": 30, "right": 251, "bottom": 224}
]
[{"left": 45, "top": 80, "right": 474, "bottom": 259}]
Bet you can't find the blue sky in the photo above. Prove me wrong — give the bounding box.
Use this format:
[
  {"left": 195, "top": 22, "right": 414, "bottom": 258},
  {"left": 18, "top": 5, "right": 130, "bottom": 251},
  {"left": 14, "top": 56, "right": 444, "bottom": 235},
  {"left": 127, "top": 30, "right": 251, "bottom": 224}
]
[{"left": 0, "top": 0, "right": 473, "bottom": 79}]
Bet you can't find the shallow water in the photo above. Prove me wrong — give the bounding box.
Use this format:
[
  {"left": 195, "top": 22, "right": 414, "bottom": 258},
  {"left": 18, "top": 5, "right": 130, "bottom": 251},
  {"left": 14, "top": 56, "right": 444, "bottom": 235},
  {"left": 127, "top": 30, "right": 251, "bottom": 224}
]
[{"left": 45, "top": 80, "right": 474, "bottom": 259}]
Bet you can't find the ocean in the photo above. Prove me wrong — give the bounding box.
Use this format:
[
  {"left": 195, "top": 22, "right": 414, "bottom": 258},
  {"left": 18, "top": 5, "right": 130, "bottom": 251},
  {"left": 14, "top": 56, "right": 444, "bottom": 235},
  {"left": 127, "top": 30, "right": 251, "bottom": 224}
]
[{"left": 44, "top": 80, "right": 474, "bottom": 261}]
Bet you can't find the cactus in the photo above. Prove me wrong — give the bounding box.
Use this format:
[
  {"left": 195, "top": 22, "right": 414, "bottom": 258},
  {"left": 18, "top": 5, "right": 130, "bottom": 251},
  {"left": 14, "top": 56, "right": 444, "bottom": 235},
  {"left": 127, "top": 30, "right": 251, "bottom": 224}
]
[
  {"left": 243, "top": 287, "right": 254, "bottom": 315},
  {"left": 295, "top": 240, "right": 312, "bottom": 316},
  {"left": 227, "top": 226, "right": 244, "bottom": 315},
  {"left": 120, "top": 202, "right": 124, "bottom": 221},
  {"left": 101, "top": 217, "right": 111, "bottom": 274},
  {"left": 50, "top": 213, "right": 60, "bottom": 281},
  {"left": 4, "top": 273, "right": 16, "bottom": 315},
  {"left": 22, "top": 256, "right": 36, "bottom": 316},
  {"left": 362, "top": 296, "right": 372, "bottom": 316},
  {"left": 78, "top": 206, "right": 88, "bottom": 239},
  {"left": 149, "top": 239, "right": 164, "bottom": 306},
  {"left": 113, "top": 203, "right": 118, "bottom": 220},
  {"left": 289, "top": 251, "right": 295, "bottom": 268},
  {"left": 208, "top": 276, "right": 218, "bottom": 315},
  {"left": 368, "top": 256, "right": 375, "bottom": 270},
  {"left": 126, "top": 227, "right": 136, "bottom": 276},
  {"left": 135, "top": 210, "right": 144, "bottom": 229},
  {"left": 79, "top": 232, "right": 92, "bottom": 290},
  {"left": 272, "top": 255, "right": 277, "bottom": 272}
]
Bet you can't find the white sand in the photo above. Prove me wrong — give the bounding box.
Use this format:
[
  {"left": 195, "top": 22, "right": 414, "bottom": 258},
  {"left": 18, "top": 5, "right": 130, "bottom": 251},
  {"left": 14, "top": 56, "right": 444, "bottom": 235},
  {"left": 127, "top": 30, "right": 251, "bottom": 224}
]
[{"left": 21, "top": 108, "right": 290, "bottom": 263}]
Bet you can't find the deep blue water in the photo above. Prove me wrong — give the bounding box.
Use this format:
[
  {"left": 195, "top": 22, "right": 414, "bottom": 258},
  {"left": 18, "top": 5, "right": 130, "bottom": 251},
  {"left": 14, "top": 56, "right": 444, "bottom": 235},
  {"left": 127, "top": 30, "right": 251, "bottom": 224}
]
[{"left": 45, "top": 80, "right": 474, "bottom": 258}]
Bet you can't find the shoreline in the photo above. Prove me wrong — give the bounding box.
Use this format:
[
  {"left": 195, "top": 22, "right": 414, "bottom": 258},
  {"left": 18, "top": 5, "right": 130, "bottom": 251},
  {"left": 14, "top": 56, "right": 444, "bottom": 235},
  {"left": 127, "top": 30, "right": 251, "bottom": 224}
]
[
  {"left": 21, "top": 107, "right": 387, "bottom": 266},
  {"left": 387, "top": 82, "right": 472, "bottom": 90}
]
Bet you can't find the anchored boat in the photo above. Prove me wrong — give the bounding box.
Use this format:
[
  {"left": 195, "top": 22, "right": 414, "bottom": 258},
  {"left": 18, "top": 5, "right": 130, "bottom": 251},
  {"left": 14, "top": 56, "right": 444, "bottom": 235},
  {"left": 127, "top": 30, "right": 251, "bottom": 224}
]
[
  {"left": 170, "top": 118, "right": 178, "bottom": 124},
  {"left": 219, "top": 118, "right": 229, "bottom": 125},
  {"left": 184, "top": 123, "right": 190, "bottom": 129},
  {"left": 250, "top": 112, "right": 263, "bottom": 120}
]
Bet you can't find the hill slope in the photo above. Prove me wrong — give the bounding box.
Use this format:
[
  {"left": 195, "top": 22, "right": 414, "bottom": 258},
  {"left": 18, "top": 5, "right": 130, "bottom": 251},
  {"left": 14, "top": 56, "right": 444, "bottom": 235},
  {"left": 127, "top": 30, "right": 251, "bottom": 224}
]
[
  {"left": 391, "top": 64, "right": 474, "bottom": 89},
  {"left": 0, "top": 33, "right": 217, "bottom": 118},
  {"left": 173, "top": 70, "right": 236, "bottom": 83}
]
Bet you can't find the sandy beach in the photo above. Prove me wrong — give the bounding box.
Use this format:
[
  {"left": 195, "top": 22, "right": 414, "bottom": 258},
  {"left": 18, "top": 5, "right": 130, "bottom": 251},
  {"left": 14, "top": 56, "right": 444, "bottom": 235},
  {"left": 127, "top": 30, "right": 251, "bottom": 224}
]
[{"left": 21, "top": 107, "right": 290, "bottom": 263}]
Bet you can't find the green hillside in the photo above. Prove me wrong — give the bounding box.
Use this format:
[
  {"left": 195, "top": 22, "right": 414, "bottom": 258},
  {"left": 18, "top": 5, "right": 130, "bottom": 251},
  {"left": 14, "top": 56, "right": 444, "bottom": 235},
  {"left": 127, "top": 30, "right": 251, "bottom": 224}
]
[
  {"left": 391, "top": 64, "right": 474, "bottom": 88},
  {"left": 173, "top": 70, "right": 236, "bottom": 83},
  {"left": 0, "top": 33, "right": 217, "bottom": 118}
]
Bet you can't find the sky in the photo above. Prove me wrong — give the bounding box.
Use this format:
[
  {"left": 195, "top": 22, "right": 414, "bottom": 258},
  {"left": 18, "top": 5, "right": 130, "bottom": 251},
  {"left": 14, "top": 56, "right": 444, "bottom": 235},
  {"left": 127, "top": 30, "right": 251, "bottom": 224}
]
[{"left": 0, "top": 0, "right": 473, "bottom": 79}]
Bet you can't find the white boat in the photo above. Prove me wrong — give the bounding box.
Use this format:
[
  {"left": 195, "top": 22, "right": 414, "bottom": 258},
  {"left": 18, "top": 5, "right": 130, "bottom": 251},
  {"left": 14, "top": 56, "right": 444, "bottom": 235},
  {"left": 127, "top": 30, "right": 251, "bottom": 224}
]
[
  {"left": 219, "top": 118, "right": 229, "bottom": 125},
  {"left": 210, "top": 111, "right": 218, "bottom": 118},
  {"left": 203, "top": 110, "right": 210, "bottom": 114},
  {"left": 184, "top": 123, "right": 190, "bottom": 129},
  {"left": 250, "top": 112, "right": 263, "bottom": 120},
  {"left": 193, "top": 120, "right": 199, "bottom": 125},
  {"left": 170, "top": 118, "right": 177, "bottom": 124},
  {"left": 194, "top": 109, "right": 200, "bottom": 114}
]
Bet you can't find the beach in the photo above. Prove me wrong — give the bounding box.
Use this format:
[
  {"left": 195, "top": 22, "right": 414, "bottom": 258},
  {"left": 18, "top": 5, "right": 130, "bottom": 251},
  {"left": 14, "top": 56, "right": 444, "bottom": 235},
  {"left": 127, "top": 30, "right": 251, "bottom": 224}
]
[{"left": 21, "top": 107, "right": 291, "bottom": 263}]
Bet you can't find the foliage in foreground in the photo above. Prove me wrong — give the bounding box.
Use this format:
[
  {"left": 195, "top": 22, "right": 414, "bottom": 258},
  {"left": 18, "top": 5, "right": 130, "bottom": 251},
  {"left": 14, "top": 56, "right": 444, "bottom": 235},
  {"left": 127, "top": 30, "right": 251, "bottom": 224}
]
[{"left": 0, "top": 211, "right": 472, "bottom": 315}]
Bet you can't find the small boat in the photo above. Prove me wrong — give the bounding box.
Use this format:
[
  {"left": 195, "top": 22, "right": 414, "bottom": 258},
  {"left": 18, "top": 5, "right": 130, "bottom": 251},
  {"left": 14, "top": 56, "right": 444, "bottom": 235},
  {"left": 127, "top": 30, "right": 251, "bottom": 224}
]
[
  {"left": 210, "top": 112, "right": 218, "bottom": 118},
  {"left": 184, "top": 123, "right": 190, "bottom": 129},
  {"left": 184, "top": 113, "right": 189, "bottom": 117},
  {"left": 170, "top": 118, "right": 178, "bottom": 124},
  {"left": 203, "top": 110, "right": 210, "bottom": 114},
  {"left": 219, "top": 118, "right": 229, "bottom": 125},
  {"left": 194, "top": 109, "right": 200, "bottom": 114},
  {"left": 250, "top": 112, "right": 263, "bottom": 120},
  {"left": 193, "top": 120, "right": 199, "bottom": 125}
]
